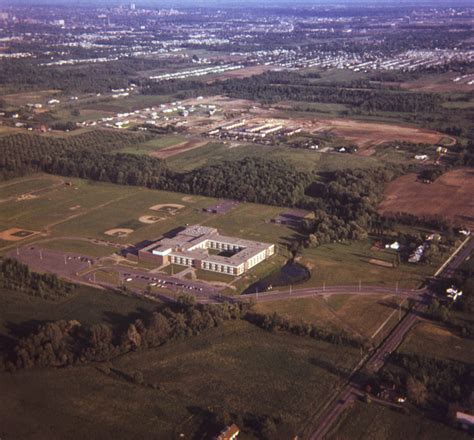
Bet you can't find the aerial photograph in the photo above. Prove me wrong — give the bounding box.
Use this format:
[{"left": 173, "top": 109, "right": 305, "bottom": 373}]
[{"left": 0, "top": 0, "right": 472, "bottom": 438}]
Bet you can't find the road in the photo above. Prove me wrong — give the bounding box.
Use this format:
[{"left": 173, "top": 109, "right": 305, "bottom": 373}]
[
  {"left": 10, "top": 245, "right": 427, "bottom": 304},
  {"left": 308, "top": 235, "right": 473, "bottom": 440}
]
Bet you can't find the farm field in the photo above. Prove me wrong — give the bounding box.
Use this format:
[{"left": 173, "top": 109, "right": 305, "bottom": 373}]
[
  {"left": 326, "top": 400, "right": 469, "bottom": 440},
  {"left": 0, "top": 319, "right": 361, "bottom": 439},
  {"left": 379, "top": 169, "right": 474, "bottom": 229}
]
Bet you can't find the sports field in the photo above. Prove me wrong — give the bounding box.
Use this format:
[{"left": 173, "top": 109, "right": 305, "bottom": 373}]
[{"left": 0, "top": 175, "right": 451, "bottom": 292}]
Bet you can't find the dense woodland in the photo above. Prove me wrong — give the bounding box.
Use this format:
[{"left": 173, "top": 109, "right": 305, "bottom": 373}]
[
  {"left": 382, "top": 352, "right": 473, "bottom": 416},
  {"left": 0, "top": 58, "right": 187, "bottom": 94},
  {"left": 144, "top": 70, "right": 441, "bottom": 113},
  {"left": 0, "top": 130, "right": 151, "bottom": 180}
]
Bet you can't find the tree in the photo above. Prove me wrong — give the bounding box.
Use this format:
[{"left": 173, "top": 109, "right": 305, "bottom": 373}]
[
  {"left": 133, "top": 371, "right": 144, "bottom": 384},
  {"left": 407, "top": 376, "right": 428, "bottom": 406}
]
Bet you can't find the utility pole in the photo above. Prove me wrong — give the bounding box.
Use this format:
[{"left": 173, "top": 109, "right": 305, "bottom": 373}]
[
  {"left": 397, "top": 281, "right": 401, "bottom": 321},
  {"left": 323, "top": 280, "right": 325, "bottom": 292},
  {"left": 16, "top": 247, "right": 19, "bottom": 256},
  {"left": 359, "top": 279, "right": 361, "bottom": 292},
  {"left": 39, "top": 249, "right": 43, "bottom": 260},
  {"left": 290, "top": 284, "right": 292, "bottom": 296},
  {"left": 64, "top": 255, "right": 67, "bottom": 265}
]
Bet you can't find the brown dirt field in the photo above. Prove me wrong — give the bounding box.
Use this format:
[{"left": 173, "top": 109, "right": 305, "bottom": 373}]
[
  {"left": 0, "top": 228, "right": 39, "bottom": 241},
  {"left": 150, "top": 139, "right": 209, "bottom": 159},
  {"left": 2, "top": 89, "right": 61, "bottom": 106},
  {"left": 104, "top": 228, "right": 133, "bottom": 237},
  {"left": 309, "top": 118, "right": 450, "bottom": 150},
  {"left": 378, "top": 169, "right": 474, "bottom": 229},
  {"left": 209, "top": 65, "right": 278, "bottom": 80},
  {"left": 400, "top": 73, "right": 474, "bottom": 93},
  {"left": 138, "top": 215, "right": 163, "bottom": 224},
  {"left": 369, "top": 259, "right": 394, "bottom": 268},
  {"left": 149, "top": 204, "right": 184, "bottom": 213}
]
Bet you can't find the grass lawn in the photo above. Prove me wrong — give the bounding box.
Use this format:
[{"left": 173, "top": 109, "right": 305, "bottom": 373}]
[
  {"left": 327, "top": 400, "right": 469, "bottom": 440},
  {"left": 204, "top": 202, "right": 294, "bottom": 245},
  {"left": 39, "top": 238, "right": 116, "bottom": 258},
  {"left": 194, "top": 268, "right": 234, "bottom": 283}
]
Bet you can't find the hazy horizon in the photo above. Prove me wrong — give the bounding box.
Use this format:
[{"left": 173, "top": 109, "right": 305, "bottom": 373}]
[{"left": 3, "top": 0, "right": 473, "bottom": 7}]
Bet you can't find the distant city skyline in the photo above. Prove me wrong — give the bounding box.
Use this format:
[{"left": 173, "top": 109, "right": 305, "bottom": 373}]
[{"left": 3, "top": 0, "right": 473, "bottom": 7}]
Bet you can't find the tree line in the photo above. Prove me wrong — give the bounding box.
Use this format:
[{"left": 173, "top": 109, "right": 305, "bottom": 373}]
[
  {"left": 0, "top": 257, "right": 74, "bottom": 301},
  {"left": 1, "top": 295, "right": 248, "bottom": 372},
  {"left": 245, "top": 311, "right": 367, "bottom": 349}
]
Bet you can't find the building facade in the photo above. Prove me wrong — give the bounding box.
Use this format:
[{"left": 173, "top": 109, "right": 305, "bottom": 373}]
[{"left": 138, "top": 225, "right": 274, "bottom": 275}]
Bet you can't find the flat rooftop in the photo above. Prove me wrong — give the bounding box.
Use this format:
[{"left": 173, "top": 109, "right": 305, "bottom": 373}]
[{"left": 143, "top": 225, "right": 273, "bottom": 267}]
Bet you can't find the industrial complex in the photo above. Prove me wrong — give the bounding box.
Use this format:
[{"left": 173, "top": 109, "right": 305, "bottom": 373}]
[{"left": 139, "top": 225, "right": 275, "bottom": 275}]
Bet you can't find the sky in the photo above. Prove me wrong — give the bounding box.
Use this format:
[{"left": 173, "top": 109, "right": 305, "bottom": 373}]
[{"left": 3, "top": 0, "right": 472, "bottom": 6}]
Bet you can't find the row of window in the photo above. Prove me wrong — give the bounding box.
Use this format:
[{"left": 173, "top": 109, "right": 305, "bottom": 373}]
[{"left": 201, "top": 261, "right": 237, "bottom": 274}]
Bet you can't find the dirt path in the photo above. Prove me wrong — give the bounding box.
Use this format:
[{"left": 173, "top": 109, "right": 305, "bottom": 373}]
[{"left": 150, "top": 138, "right": 208, "bottom": 159}]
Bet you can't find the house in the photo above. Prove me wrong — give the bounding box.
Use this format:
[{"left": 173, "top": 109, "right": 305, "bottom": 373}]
[{"left": 216, "top": 424, "right": 240, "bottom": 440}]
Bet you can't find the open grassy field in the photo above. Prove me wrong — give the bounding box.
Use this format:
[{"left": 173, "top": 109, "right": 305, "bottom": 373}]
[
  {"left": 327, "top": 400, "right": 469, "bottom": 440},
  {"left": 114, "top": 134, "right": 186, "bottom": 155},
  {"left": 39, "top": 238, "right": 117, "bottom": 258},
  {"left": 0, "top": 175, "right": 294, "bottom": 250},
  {"left": 398, "top": 320, "right": 474, "bottom": 364},
  {"left": 166, "top": 141, "right": 379, "bottom": 173},
  {"left": 254, "top": 294, "right": 403, "bottom": 339},
  {"left": 0, "top": 286, "right": 158, "bottom": 347},
  {"left": 0, "top": 175, "right": 61, "bottom": 200},
  {"left": 297, "top": 238, "right": 446, "bottom": 289},
  {"left": 2, "top": 89, "right": 61, "bottom": 108},
  {"left": 0, "top": 319, "right": 361, "bottom": 439}
]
